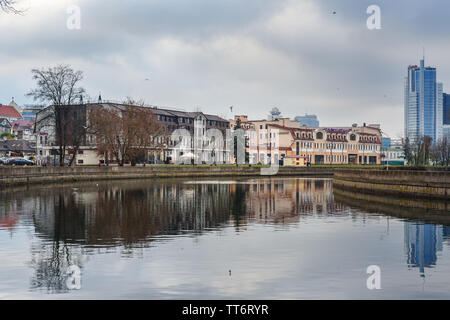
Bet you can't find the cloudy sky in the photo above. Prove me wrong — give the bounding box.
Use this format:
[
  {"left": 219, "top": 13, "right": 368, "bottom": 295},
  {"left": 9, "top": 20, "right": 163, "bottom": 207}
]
[{"left": 1, "top": 0, "right": 449, "bottom": 137}]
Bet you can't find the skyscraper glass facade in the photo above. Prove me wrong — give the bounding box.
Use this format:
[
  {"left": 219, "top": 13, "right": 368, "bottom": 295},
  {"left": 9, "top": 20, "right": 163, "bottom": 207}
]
[
  {"left": 444, "top": 93, "right": 450, "bottom": 125},
  {"left": 294, "top": 114, "right": 319, "bottom": 127},
  {"left": 404, "top": 59, "right": 443, "bottom": 143}
]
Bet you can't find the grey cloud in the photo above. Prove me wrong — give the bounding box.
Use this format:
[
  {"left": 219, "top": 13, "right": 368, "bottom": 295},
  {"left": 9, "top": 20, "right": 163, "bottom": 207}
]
[{"left": 2, "top": 0, "right": 450, "bottom": 136}]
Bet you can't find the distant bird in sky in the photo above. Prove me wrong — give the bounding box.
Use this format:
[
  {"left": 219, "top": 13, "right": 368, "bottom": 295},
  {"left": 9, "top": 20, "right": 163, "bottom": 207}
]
[
  {"left": 332, "top": 11, "right": 336, "bottom": 14},
  {"left": 230, "top": 106, "right": 233, "bottom": 113},
  {"left": 145, "top": 78, "right": 150, "bottom": 81}
]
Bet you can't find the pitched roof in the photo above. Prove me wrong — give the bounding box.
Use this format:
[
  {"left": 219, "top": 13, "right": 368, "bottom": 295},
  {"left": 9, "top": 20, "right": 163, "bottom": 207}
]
[
  {"left": 12, "top": 119, "right": 35, "bottom": 129},
  {"left": 203, "top": 113, "right": 228, "bottom": 122},
  {"left": 0, "top": 105, "right": 22, "bottom": 119},
  {"left": 0, "top": 118, "right": 12, "bottom": 127},
  {"left": 266, "top": 123, "right": 315, "bottom": 140},
  {"left": 152, "top": 108, "right": 228, "bottom": 122},
  {"left": 0, "top": 139, "right": 36, "bottom": 152}
]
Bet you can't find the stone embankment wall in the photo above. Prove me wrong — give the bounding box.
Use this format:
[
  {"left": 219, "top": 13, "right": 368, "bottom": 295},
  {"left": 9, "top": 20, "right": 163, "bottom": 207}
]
[
  {"left": 334, "top": 168, "right": 450, "bottom": 200},
  {"left": 0, "top": 166, "right": 333, "bottom": 188}
]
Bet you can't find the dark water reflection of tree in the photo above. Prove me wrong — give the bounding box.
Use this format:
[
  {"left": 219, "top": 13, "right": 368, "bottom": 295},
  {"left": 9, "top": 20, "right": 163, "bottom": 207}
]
[{"left": 28, "top": 182, "right": 234, "bottom": 292}]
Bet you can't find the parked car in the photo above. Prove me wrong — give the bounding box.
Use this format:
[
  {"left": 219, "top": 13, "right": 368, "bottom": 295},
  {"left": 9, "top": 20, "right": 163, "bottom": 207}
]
[
  {"left": 8, "top": 158, "right": 35, "bottom": 166},
  {"left": 0, "top": 157, "right": 10, "bottom": 165}
]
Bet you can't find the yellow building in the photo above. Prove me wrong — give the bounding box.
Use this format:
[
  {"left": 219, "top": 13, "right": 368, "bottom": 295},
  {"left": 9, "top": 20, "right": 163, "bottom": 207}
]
[
  {"left": 237, "top": 117, "right": 382, "bottom": 165},
  {"left": 283, "top": 155, "right": 307, "bottom": 166}
]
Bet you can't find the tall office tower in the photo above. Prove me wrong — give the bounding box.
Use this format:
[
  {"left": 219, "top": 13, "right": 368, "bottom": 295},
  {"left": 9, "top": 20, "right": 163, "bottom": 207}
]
[
  {"left": 294, "top": 114, "right": 319, "bottom": 127},
  {"left": 404, "top": 222, "right": 443, "bottom": 276},
  {"left": 444, "top": 93, "right": 450, "bottom": 125},
  {"left": 404, "top": 58, "right": 443, "bottom": 143}
]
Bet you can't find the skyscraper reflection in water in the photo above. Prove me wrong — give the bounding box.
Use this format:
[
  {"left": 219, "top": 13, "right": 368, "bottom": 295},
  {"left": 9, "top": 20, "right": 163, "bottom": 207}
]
[{"left": 404, "top": 222, "right": 443, "bottom": 277}]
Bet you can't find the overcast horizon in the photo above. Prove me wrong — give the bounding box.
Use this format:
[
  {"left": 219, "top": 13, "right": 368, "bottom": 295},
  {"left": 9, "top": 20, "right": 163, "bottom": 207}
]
[{"left": 2, "top": 0, "right": 450, "bottom": 138}]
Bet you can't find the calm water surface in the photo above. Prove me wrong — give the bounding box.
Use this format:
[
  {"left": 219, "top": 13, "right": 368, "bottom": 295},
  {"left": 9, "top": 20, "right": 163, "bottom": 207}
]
[{"left": 1, "top": 177, "right": 450, "bottom": 299}]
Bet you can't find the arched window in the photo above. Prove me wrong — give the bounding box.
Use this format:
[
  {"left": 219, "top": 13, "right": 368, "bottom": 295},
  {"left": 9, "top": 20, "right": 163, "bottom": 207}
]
[{"left": 350, "top": 134, "right": 356, "bottom": 141}]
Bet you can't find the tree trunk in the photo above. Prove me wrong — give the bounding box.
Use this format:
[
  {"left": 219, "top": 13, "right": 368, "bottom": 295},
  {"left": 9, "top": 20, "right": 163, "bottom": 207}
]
[
  {"left": 68, "top": 148, "right": 78, "bottom": 167},
  {"left": 59, "top": 145, "right": 64, "bottom": 166}
]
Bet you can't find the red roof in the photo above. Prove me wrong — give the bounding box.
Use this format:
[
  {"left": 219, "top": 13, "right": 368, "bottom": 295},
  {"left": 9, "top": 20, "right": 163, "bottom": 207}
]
[{"left": 0, "top": 105, "right": 22, "bottom": 119}]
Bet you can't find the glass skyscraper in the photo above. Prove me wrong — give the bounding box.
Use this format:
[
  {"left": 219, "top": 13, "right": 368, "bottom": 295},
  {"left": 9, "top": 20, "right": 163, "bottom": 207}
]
[
  {"left": 444, "top": 93, "right": 450, "bottom": 125},
  {"left": 294, "top": 114, "right": 319, "bottom": 127},
  {"left": 404, "top": 59, "right": 443, "bottom": 143},
  {"left": 404, "top": 222, "right": 443, "bottom": 277}
]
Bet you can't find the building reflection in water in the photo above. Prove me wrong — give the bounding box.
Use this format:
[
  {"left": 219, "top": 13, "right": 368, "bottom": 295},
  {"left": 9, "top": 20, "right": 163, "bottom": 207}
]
[
  {"left": 333, "top": 186, "right": 450, "bottom": 279},
  {"left": 404, "top": 222, "right": 450, "bottom": 277},
  {"left": 3, "top": 177, "right": 450, "bottom": 294},
  {"left": 0, "top": 177, "right": 359, "bottom": 293},
  {"left": 245, "top": 178, "right": 346, "bottom": 224}
]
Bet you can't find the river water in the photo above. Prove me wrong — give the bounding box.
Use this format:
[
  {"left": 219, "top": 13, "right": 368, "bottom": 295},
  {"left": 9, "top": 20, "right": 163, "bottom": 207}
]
[{"left": 1, "top": 177, "right": 450, "bottom": 299}]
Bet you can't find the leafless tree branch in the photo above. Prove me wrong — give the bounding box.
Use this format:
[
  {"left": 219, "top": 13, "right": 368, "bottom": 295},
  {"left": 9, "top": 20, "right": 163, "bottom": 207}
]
[
  {"left": 0, "top": 0, "right": 24, "bottom": 14},
  {"left": 28, "top": 64, "right": 86, "bottom": 166}
]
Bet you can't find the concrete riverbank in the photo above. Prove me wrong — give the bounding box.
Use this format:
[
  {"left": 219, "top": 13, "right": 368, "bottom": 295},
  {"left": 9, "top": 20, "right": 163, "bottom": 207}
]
[
  {"left": 333, "top": 168, "right": 450, "bottom": 200},
  {"left": 0, "top": 165, "right": 333, "bottom": 188},
  {"left": 3, "top": 166, "right": 450, "bottom": 200},
  {"left": 333, "top": 188, "right": 450, "bottom": 225}
]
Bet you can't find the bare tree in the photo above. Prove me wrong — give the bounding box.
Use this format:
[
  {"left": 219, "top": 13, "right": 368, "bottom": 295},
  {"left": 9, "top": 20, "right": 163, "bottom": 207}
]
[
  {"left": 0, "top": 0, "right": 22, "bottom": 14},
  {"left": 27, "top": 65, "right": 86, "bottom": 166},
  {"left": 432, "top": 137, "right": 450, "bottom": 167},
  {"left": 89, "top": 102, "right": 165, "bottom": 166},
  {"left": 66, "top": 105, "right": 91, "bottom": 166}
]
